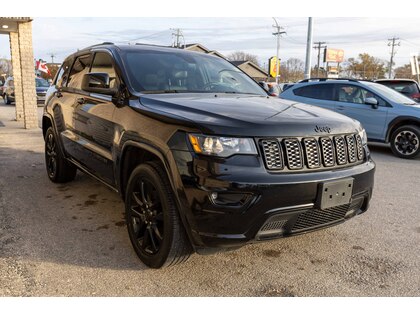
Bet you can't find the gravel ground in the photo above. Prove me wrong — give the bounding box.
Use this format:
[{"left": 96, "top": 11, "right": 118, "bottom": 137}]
[{"left": 0, "top": 101, "right": 419, "bottom": 296}]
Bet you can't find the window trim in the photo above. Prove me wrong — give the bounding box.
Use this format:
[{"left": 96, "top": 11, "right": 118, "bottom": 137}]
[{"left": 65, "top": 53, "right": 92, "bottom": 91}]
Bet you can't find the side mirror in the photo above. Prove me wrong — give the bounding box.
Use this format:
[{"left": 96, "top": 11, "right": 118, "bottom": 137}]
[
  {"left": 82, "top": 73, "right": 117, "bottom": 96},
  {"left": 365, "top": 97, "right": 378, "bottom": 109}
]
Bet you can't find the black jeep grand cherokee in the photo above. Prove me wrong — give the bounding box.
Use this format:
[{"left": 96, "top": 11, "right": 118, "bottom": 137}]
[{"left": 42, "top": 43, "right": 375, "bottom": 268}]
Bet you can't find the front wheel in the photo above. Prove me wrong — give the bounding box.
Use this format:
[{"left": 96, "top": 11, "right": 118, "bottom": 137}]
[
  {"left": 390, "top": 125, "right": 420, "bottom": 159},
  {"left": 44, "top": 127, "right": 77, "bottom": 182},
  {"left": 125, "top": 162, "right": 192, "bottom": 268}
]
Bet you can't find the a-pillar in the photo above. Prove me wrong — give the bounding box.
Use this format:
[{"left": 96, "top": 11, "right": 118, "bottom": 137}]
[{"left": 9, "top": 21, "right": 37, "bottom": 129}]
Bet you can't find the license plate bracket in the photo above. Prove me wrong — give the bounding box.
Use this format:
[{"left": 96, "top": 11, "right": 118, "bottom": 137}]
[{"left": 318, "top": 178, "right": 354, "bottom": 210}]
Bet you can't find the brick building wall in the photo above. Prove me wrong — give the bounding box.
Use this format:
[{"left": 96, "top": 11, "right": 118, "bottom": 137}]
[
  {"left": 8, "top": 20, "right": 38, "bottom": 129},
  {"left": 9, "top": 32, "right": 24, "bottom": 121}
]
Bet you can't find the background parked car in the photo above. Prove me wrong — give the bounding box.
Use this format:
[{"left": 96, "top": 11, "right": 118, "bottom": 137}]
[
  {"left": 35, "top": 76, "right": 50, "bottom": 105},
  {"left": 258, "top": 81, "right": 280, "bottom": 96},
  {"left": 280, "top": 78, "right": 420, "bottom": 158},
  {"left": 279, "top": 82, "right": 295, "bottom": 92},
  {"left": 375, "top": 79, "right": 420, "bottom": 103},
  {"left": 2, "top": 77, "right": 15, "bottom": 104},
  {"left": 1, "top": 76, "right": 50, "bottom": 105}
]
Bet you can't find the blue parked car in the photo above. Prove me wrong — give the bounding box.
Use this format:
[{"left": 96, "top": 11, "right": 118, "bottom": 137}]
[{"left": 280, "top": 78, "right": 420, "bottom": 159}]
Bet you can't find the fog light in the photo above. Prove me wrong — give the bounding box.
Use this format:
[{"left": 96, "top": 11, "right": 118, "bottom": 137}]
[
  {"left": 209, "top": 191, "right": 253, "bottom": 208},
  {"left": 210, "top": 192, "right": 218, "bottom": 200}
]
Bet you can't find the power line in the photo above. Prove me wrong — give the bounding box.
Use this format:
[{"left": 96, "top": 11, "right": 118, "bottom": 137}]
[
  {"left": 126, "top": 30, "right": 169, "bottom": 43},
  {"left": 388, "top": 37, "right": 401, "bottom": 78},
  {"left": 400, "top": 38, "right": 419, "bottom": 49}
]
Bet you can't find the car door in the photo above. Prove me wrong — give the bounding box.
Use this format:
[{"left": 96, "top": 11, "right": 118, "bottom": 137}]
[
  {"left": 334, "top": 83, "right": 389, "bottom": 141},
  {"left": 59, "top": 54, "right": 93, "bottom": 166},
  {"left": 291, "top": 83, "right": 336, "bottom": 110},
  {"left": 69, "top": 51, "right": 118, "bottom": 185}
]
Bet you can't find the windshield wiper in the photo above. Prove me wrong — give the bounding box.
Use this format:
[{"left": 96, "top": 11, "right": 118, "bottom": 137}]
[
  {"left": 220, "top": 91, "right": 262, "bottom": 95},
  {"left": 142, "top": 90, "right": 182, "bottom": 94}
]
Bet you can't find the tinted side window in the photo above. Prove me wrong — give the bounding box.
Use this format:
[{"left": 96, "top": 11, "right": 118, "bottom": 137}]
[
  {"left": 293, "top": 84, "right": 334, "bottom": 100},
  {"left": 67, "top": 55, "right": 91, "bottom": 89},
  {"left": 90, "top": 52, "right": 117, "bottom": 89},
  {"left": 336, "top": 84, "right": 386, "bottom": 106}
]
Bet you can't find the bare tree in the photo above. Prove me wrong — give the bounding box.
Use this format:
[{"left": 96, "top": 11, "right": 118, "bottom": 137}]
[
  {"left": 394, "top": 61, "right": 419, "bottom": 79},
  {"left": 280, "top": 58, "right": 305, "bottom": 82},
  {"left": 227, "top": 51, "right": 261, "bottom": 67}
]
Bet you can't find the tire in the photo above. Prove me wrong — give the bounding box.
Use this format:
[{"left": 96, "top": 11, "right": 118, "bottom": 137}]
[
  {"left": 4, "top": 94, "right": 11, "bottom": 105},
  {"left": 125, "top": 161, "right": 192, "bottom": 268},
  {"left": 390, "top": 125, "right": 420, "bottom": 159},
  {"left": 44, "top": 127, "right": 77, "bottom": 183}
]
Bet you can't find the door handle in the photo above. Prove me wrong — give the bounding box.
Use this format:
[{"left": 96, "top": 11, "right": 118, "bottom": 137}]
[
  {"left": 337, "top": 105, "right": 345, "bottom": 110},
  {"left": 76, "top": 97, "right": 85, "bottom": 105}
]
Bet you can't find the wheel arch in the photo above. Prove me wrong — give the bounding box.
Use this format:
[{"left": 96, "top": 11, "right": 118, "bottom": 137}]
[
  {"left": 42, "top": 114, "right": 53, "bottom": 139},
  {"left": 118, "top": 139, "right": 197, "bottom": 247},
  {"left": 386, "top": 116, "right": 420, "bottom": 142}
]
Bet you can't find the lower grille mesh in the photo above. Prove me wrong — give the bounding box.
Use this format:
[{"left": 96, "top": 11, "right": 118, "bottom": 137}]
[{"left": 292, "top": 199, "right": 364, "bottom": 232}]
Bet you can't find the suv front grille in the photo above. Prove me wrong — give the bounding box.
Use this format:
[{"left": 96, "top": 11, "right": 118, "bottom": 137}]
[
  {"left": 260, "top": 133, "right": 365, "bottom": 172},
  {"left": 284, "top": 139, "right": 303, "bottom": 170},
  {"left": 261, "top": 139, "right": 283, "bottom": 170}
]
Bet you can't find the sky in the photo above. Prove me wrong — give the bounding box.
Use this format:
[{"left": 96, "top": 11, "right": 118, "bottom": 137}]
[{"left": 1, "top": 17, "right": 420, "bottom": 69}]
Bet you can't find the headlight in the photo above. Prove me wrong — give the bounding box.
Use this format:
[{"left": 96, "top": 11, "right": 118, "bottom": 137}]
[
  {"left": 188, "top": 134, "right": 257, "bottom": 157},
  {"left": 358, "top": 129, "right": 367, "bottom": 145}
]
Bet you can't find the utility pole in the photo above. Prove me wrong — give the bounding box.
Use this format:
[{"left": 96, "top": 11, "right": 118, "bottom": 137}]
[
  {"left": 388, "top": 37, "right": 400, "bottom": 78},
  {"left": 171, "top": 28, "right": 185, "bottom": 48},
  {"left": 313, "top": 41, "right": 327, "bottom": 77},
  {"left": 49, "top": 53, "right": 56, "bottom": 64},
  {"left": 304, "top": 17, "right": 313, "bottom": 79},
  {"left": 272, "top": 18, "right": 286, "bottom": 84}
]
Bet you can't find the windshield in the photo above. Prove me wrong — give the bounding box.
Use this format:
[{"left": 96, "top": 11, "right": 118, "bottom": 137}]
[
  {"left": 35, "top": 78, "right": 50, "bottom": 87},
  {"left": 365, "top": 82, "right": 417, "bottom": 104},
  {"left": 121, "top": 49, "right": 267, "bottom": 95},
  {"left": 378, "top": 81, "right": 420, "bottom": 95}
]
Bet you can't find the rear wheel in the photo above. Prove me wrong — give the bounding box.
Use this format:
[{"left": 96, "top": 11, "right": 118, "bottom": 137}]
[
  {"left": 44, "top": 127, "right": 77, "bottom": 182},
  {"left": 125, "top": 161, "right": 192, "bottom": 268},
  {"left": 390, "top": 125, "right": 420, "bottom": 159}
]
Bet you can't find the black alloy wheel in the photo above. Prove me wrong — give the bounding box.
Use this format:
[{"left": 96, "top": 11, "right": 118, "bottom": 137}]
[
  {"left": 130, "top": 177, "right": 164, "bottom": 255},
  {"left": 390, "top": 125, "right": 420, "bottom": 159},
  {"left": 46, "top": 131, "right": 58, "bottom": 179},
  {"left": 44, "top": 127, "right": 77, "bottom": 182},
  {"left": 125, "top": 162, "right": 192, "bottom": 268}
]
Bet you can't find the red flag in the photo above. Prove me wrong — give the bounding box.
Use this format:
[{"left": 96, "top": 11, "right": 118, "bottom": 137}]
[{"left": 36, "top": 59, "right": 51, "bottom": 76}]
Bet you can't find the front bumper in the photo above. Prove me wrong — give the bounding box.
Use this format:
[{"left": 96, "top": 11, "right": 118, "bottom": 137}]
[{"left": 171, "top": 149, "right": 375, "bottom": 252}]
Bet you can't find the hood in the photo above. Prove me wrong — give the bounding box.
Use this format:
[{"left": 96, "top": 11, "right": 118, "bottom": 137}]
[{"left": 136, "top": 93, "right": 362, "bottom": 137}]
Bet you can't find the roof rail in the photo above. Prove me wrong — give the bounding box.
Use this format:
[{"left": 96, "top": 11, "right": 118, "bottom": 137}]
[
  {"left": 134, "top": 42, "right": 173, "bottom": 48},
  {"left": 298, "top": 78, "right": 359, "bottom": 83},
  {"left": 89, "top": 42, "right": 114, "bottom": 47}
]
